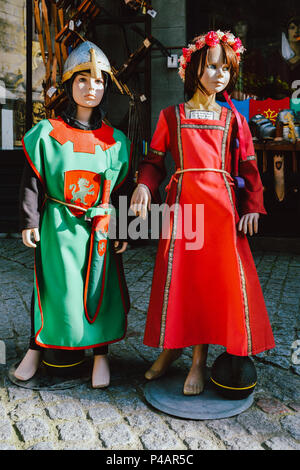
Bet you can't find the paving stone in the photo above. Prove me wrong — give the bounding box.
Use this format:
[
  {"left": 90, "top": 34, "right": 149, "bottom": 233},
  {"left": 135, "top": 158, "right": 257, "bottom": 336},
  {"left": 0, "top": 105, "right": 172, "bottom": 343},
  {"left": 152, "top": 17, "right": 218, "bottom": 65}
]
[
  {"left": 206, "top": 418, "right": 263, "bottom": 450},
  {"left": 0, "top": 402, "right": 6, "bottom": 418},
  {"left": 126, "top": 410, "right": 167, "bottom": 433},
  {"left": 57, "top": 419, "right": 95, "bottom": 442},
  {"left": 184, "top": 436, "right": 224, "bottom": 450},
  {"left": 87, "top": 404, "right": 123, "bottom": 425},
  {"left": 114, "top": 395, "right": 149, "bottom": 415},
  {"left": 281, "top": 414, "right": 300, "bottom": 440},
  {"left": 288, "top": 401, "right": 300, "bottom": 412},
  {"left": 62, "top": 442, "right": 103, "bottom": 450},
  {"left": 7, "top": 385, "right": 34, "bottom": 401},
  {"left": 0, "top": 420, "right": 13, "bottom": 441},
  {"left": 10, "top": 398, "right": 44, "bottom": 420},
  {"left": 236, "top": 410, "right": 282, "bottom": 437},
  {"left": 256, "top": 398, "right": 291, "bottom": 414},
  {"left": 164, "top": 415, "right": 211, "bottom": 440},
  {"left": 15, "top": 417, "right": 50, "bottom": 442},
  {"left": 140, "top": 426, "right": 187, "bottom": 450},
  {"left": 0, "top": 443, "right": 17, "bottom": 450},
  {"left": 263, "top": 436, "right": 300, "bottom": 450},
  {"left": 99, "top": 422, "right": 140, "bottom": 449},
  {"left": 46, "top": 402, "right": 84, "bottom": 420},
  {"left": 76, "top": 388, "right": 115, "bottom": 407},
  {"left": 39, "top": 389, "right": 74, "bottom": 404},
  {"left": 27, "top": 442, "right": 56, "bottom": 450}
]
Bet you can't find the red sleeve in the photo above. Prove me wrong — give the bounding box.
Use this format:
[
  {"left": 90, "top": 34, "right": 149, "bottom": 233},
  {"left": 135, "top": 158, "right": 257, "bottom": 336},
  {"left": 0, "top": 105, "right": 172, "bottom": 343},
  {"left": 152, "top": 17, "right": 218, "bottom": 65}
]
[
  {"left": 137, "top": 109, "right": 170, "bottom": 202},
  {"left": 238, "top": 115, "right": 267, "bottom": 216}
]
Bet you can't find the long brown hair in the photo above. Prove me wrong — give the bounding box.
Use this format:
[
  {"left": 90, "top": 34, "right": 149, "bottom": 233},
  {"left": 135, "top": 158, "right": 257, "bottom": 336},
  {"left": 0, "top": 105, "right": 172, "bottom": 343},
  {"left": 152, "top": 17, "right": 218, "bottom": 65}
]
[{"left": 184, "top": 37, "right": 240, "bottom": 101}]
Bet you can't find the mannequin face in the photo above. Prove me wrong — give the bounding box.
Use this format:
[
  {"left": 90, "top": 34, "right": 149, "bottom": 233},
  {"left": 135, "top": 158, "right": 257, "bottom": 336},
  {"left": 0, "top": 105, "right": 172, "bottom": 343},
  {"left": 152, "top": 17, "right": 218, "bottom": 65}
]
[
  {"left": 72, "top": 71, "right": 105, "bottom": 109},
  {"left": 288, "top": 22, "right": 300, "bottom": 44},
  {"left": 274, "top": 154, "right": 284, "bottom": 171},
  {"left": 198, "top": 44, "right": 231, "bottom": 95},
  {"left": 234, "top": 21, "right": 248, "bottom": 40}
]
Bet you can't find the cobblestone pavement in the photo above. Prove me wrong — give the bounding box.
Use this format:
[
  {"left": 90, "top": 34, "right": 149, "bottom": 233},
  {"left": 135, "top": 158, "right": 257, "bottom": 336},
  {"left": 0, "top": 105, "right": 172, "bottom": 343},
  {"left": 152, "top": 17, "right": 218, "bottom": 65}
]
[{"left": 0, "top": 237, "right": 299, "bottom": 450}]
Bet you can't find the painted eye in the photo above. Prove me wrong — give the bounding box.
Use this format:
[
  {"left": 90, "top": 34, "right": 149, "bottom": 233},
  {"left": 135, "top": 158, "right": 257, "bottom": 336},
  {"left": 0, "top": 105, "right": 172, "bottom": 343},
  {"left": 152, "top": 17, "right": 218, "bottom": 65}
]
[{"left": 207, "top": 64, "right": 216, "bottom": 69}]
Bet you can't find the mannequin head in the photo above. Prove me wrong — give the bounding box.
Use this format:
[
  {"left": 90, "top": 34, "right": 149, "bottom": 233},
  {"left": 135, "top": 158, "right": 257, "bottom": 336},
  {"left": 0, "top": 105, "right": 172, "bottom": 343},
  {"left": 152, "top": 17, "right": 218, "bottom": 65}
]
[
  {"left": 287, "top": 17, "right": 300, "bottom": 45},
  {"left": 184, "top": 40, "right": 239, "bottom": 101},
  {"left": 234, "top": 21, "right": 248, "bottom": 42},
  {"left": 61, "top": 41, "right": 111, "bottom": 129},
  {"left": 62, "top": 70, "right": 109, "bottom": 129}
]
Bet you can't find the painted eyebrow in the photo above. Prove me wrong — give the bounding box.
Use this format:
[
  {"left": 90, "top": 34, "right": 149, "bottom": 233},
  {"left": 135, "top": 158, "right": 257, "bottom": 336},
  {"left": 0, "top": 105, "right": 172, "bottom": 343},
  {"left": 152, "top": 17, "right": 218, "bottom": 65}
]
[{"left": 78, "top": 73, "right": 104, "bottom": 80}]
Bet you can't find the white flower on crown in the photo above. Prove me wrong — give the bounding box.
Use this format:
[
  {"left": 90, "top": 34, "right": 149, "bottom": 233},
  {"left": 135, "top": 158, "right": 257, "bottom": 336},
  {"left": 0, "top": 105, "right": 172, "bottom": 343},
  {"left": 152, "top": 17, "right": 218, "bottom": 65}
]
[
  {"left": 225, "top": 32, "right": 236, "bottom": 45},
  {"left": 216, "top": 30, "right": 224, "bottom": 40}
]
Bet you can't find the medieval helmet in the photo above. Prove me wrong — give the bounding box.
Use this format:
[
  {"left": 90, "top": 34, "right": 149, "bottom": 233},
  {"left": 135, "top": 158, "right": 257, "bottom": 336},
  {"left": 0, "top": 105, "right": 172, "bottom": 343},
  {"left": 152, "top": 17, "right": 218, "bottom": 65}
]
[
  {"left": 60, "top": 41, "right": 112, "bottom": 130},
  {"left": 62, "top": 40, "right": 112, "bottom": 83}
]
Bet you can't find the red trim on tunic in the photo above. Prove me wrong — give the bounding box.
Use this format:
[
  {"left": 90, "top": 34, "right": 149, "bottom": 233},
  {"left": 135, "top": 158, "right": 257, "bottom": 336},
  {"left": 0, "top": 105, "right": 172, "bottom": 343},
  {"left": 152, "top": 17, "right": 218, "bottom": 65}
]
[
  {"left": 34, "top": 240, "right": 128, "bottom": 350},
  {"left": 83, "top": 230, "right": 108, "bottom": 324},
  {"left": 48, "top": 117, "right": 116, "bottom": 154}
]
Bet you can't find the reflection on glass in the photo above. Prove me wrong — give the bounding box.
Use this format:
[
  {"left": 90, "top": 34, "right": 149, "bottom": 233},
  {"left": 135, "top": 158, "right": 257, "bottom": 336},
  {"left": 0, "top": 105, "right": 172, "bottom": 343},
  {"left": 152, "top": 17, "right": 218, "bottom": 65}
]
[
  {"left": 32, "top": 39, "right": 46, "bottom": 126},
  {"left": 0, "top": 1, "right": 27, "bottom": 149}
]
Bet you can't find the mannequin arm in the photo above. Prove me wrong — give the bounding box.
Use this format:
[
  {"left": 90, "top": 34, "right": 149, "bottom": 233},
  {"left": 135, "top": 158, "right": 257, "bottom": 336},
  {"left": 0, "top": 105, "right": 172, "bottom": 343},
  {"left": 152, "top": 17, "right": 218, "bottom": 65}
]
[
  {"left": 130, "top": 184, "right": 151, "bottom": 220},
  {"left": 22, "top": 228, "right": 40, "bottom": 248},
  {"left": 238, "top": 213, "right": 259, "bottom": 236}
]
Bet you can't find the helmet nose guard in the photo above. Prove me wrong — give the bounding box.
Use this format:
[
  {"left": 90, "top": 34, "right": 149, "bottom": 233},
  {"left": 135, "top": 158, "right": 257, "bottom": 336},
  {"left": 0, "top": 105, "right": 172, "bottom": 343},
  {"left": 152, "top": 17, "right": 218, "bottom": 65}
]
[{"left": 62, "top": 41, "right": 112, "bottom": 83}]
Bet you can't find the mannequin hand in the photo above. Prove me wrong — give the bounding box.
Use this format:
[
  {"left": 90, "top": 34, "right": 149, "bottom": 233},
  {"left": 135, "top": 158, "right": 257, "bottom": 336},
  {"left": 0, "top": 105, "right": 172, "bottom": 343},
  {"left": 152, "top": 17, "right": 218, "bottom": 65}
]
[
  {"left": 22, "top": 228, "right": 40, "bottom": 248},
  {"left": 238, "top": 213, "right": 259, "bottom": 236},
  {"left": 130, "top": 184, "right": 151, "bottom": 220},
  {"left": 114, "top": 241, "right": 128, "bottom": 254}
]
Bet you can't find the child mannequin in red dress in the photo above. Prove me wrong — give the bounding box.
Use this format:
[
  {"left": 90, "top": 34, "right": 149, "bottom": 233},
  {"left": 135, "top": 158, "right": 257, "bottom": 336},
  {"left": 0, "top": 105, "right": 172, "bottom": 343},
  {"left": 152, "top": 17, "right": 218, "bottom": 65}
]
[{"left": 130, "top": 30, "right": 275, "bottom": 395}]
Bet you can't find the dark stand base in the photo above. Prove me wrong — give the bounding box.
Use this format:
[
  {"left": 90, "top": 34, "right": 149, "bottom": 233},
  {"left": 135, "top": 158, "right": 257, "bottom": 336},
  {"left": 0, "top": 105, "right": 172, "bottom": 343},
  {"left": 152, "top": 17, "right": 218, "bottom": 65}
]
[
  {"left": 144, "top": 369, "right": 254, "bottom": 420},
  {"left": 8, "top": 358, "right": 92, "bottom": 391}
]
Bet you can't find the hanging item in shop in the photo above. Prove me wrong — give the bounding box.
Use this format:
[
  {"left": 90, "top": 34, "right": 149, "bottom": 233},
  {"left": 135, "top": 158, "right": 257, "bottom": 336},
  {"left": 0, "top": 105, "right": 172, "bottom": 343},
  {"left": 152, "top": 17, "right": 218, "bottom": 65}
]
[
  {"left": 111, "top": 24, "right": 171, "bottom": 173},
  {"left": 123, "top": 0, "right": 157, "bottom": 18},
  {"left": 275, "top": 109, "right": 300, "bottom": 143},
  {"left": 33, "top": 0, "right": 165, "bottom": 173},
  {"left": 33, "top": 0, "right": 102, "bottom": 116}
]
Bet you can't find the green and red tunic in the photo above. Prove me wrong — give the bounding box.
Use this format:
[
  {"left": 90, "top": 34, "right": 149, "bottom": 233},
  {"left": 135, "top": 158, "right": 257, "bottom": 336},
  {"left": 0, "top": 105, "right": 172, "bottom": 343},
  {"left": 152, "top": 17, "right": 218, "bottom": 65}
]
[{"left": 22, "top": 117, "right": 131, "bottom": 350}]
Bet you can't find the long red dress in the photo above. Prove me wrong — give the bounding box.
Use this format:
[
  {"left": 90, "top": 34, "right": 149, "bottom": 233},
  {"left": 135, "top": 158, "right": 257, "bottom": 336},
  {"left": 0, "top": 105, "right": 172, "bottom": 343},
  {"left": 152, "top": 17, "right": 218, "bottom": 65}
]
[{"left": 137, "top": 104, "right": 275, "bottom": 356}]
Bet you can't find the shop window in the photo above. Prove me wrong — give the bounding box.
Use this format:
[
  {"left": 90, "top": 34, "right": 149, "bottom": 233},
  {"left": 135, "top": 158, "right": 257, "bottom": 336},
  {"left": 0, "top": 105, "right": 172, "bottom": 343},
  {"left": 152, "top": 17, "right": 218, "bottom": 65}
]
[{"left": 0, "top": 1, "right": 27, "bottom": 149}]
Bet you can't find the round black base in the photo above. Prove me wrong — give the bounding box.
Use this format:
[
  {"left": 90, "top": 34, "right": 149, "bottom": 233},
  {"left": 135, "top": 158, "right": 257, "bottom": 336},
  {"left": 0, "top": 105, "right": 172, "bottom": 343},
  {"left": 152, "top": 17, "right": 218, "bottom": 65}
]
[
  {"left": 144, "top": 369, "right": 254, "bottom": 420},
  {"left": 8, "top": 358, "right": 92, "bottom": 391}
]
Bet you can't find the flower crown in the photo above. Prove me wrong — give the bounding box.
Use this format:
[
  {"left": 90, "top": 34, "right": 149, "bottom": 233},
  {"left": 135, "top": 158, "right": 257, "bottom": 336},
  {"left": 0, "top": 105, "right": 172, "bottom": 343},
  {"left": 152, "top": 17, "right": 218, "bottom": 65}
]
[{"left": 178, "top": 30, "right": 245, "bottom": 82}]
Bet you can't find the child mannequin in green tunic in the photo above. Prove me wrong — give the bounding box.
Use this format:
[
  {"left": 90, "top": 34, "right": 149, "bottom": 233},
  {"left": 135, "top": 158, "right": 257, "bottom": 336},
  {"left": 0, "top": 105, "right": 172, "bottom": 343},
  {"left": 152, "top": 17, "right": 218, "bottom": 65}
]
[{"left": 15, "top": 42, "right": 131, "bottom": 388}]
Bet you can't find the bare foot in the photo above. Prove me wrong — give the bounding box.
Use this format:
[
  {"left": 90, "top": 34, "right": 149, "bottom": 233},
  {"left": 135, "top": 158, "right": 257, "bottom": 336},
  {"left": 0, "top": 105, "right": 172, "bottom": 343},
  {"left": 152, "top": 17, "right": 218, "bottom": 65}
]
[
  {"left": 183, "top": 364, "right": 206, "bottom": 395},
  {"left": 145, "top": 349, "right": 182, "bottom": 380},
  {"left": 14, "top": 349, "right": 41, "bottom": 381},
  {"left": 92, "top": 355, "right": 110, "bottom": 389}
]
